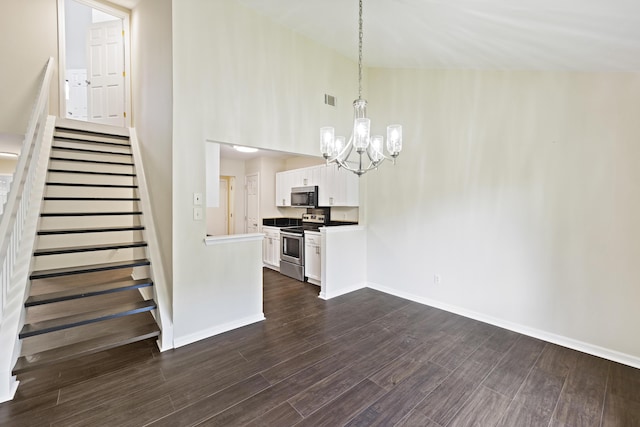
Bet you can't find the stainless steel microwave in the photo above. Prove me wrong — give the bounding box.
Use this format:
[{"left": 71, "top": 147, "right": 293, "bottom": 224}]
[{"left": 291, "top": 186, "right": 318, "bottom": 208}]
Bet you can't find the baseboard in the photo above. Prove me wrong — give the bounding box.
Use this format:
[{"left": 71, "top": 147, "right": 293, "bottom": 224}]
[
  {"left": 0, "top": 378, "right": 19, "bottom": 404},
  {"left": 319, "top": 282, "right": 367, "bottom": 300},
  {"left": 367, "top": 282, "right": 640, "bottom": 370},
  {"left": 173, "top": 313, "right": 266, "bottom": 349}
]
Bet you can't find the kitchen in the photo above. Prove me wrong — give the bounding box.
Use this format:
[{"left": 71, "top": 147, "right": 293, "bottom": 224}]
[{"left": 206, "top": 142, "right": 367, "bottom": 299}]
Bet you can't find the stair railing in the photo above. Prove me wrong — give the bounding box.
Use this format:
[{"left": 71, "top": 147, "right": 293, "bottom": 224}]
[{"left": 0, "top": 57, "right": 55, "bottom": 402}]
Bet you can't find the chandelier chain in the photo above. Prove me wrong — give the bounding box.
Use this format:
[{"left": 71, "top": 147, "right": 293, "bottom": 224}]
[{"left": 358, "top": 0, "right": 363, "bottom": 100}]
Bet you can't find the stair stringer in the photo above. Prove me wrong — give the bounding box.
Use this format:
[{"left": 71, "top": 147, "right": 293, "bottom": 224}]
[
  {"left": 0, "top": 115, "right": 55, "bottom": 403},
  {"left": 129, "top": 129, "right": 173, "bottom": 351}
]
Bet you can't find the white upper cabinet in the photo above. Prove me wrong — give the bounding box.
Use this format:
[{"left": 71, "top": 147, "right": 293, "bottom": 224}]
[
  {"left": 276, "top": 164, "right": 359, "bottom": 207},
  {"left": 317, "top": 164, "right": 359, "bottom": 207}
]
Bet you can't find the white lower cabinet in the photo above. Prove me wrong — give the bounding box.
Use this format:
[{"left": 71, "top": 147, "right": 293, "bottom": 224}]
[
  {"left": 304, "top": 231, "right": 321, "bottom": 285},
  {"left": 262, "top": 226, "right": 281, "bottom": 270}
]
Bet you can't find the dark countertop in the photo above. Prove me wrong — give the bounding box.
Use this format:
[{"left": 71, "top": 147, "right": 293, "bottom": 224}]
[
  {"left": 262, "top": 218, "right": 302, "bottom": 227},
  {"left": 326, "top": 221, "right": 359, "bottom": 227},
  {"left": 263, "top": 218, "right": 358, "bottom": 228}
]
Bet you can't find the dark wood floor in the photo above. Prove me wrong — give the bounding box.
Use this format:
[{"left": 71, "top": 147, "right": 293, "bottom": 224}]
[{"left": 2, "top": 268, "right": 639, "bottom": 426}]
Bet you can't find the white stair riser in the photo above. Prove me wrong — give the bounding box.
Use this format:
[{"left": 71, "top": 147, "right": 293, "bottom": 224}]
[
  {"left": 52, "top": 139, "right": 131, "bottom": 154},
  {"left": 50, "top": 148, "right": 132, "bottom": 164},
  {"left": 48, "top": 160, "right": 135, "bottom": 175},
  {"left": 54, "top": 131, "right": 130, "bottom": 146},
  {"left": 41, "top": 200, "right": 138, "bottom": 213},
  {"left": 44, "top": 186, "right": 138, "bottom": 198},
  {"left": 38, "top": 215, "right": 142, "bottom": 229},
  {"left": 46, "top": 172, "right": 136, "bottom": 186},
  {"left": 33, "top": 247, "right": 148, "bottom": 271},
  {"left": 36, "top": 230, "right": 143, "bottom": 249}
]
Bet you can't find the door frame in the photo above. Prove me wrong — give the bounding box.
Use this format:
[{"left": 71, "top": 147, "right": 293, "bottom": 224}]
[{"left": 57, "top": 0, "right": 131, "bottom": 127}]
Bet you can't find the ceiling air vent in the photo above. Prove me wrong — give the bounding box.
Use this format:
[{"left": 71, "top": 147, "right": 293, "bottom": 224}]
[{"left": 324, "top": 94, "right": 336, "bottom": 107}]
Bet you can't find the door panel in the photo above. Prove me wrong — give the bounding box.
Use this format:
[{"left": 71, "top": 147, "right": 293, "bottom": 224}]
[{"left": 87, "top": 20, "right": 124, "bottom": 126}]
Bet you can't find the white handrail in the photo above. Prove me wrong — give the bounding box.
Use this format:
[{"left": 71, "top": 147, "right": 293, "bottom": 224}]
[
  {"left": 0, "top": 57, "right": 55, "bottom": 402},
  {"left": 129, "top": 129, "right": 174, "bottom": 351}
]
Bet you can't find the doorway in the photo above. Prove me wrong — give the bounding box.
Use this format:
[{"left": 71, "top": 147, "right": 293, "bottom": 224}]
[
  {"left": 57, "top": 0, "right": 131, "bottom": 127},
  {"left": 207, "top": 176, "right": 236, "bottom": 235},
  {"left": 245, "top": 173, "right": 260, "bottom": 233}
]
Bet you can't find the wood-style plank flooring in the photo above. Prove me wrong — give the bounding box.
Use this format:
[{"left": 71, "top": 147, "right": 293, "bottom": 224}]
[{"left": 2, "top": 268, "right": 640, "bottom": 426}]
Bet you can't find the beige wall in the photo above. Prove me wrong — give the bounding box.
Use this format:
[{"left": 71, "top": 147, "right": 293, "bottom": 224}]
[
  {"left": 131, "top": 0, "right": 173, "bottom": 284},
  {"left": 0, "top": 159, "right": 17, "bottom": 175},
  {"left": 0, "top": 0, "right": 59, "bottom": 135},
  {"left": 366, "top": 68, "right": 640, "bottom": 360}
]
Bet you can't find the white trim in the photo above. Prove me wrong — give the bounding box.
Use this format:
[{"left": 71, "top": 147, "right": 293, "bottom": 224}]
[
  {"left": 0, "top": 378, "right": 19, "bottom": 404},
  {"left": 129, "top": 128, "right": 174, "bottom": 351},
  {"left": 319, "top": 282, "right": 367, "bottom": 300},
  {"left": 57, "top": 0, "right": 132, "bottom": 127},
  {"left": 319, "top": 225, "right": 366, "bottom": 233},
  {"left": 367, "top": 281, "right": 640, "bottom": 370},
  {"left": 173, "top": 313, "right": 266, "bottom": 348},
  {"left": 204, "top": 233, "right": 264, "bottom": 246}
]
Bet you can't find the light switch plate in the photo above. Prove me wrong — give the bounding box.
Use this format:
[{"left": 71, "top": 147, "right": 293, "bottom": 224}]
[
  {"left": 193, "top": 207, "right": 203, "bottom": 220},
  {"left": 193, "top": 192, "right": 203, "bottom": 205}
]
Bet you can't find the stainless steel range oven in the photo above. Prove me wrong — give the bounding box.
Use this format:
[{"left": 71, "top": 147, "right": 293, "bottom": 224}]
[
  {"left": 280, "top": 230, "right": 305, "bottom": 281},
  {"left": 279, "top": 211, "right": 328, "bottom": 281}
]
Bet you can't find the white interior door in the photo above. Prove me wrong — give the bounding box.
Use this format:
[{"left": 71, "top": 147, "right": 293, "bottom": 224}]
[
  {"left": 87, "top": 19, "right": 124, "bottom": 126},
  {"left": 246, "top": 173, "right": 260, "bottom": 233}
]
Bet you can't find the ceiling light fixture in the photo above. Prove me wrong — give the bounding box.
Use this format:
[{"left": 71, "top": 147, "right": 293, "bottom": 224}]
[
  {"left": 0, "top": 152, "right": 19, "bottom": 159},
  {"left": 233, "top": 145, "right": 259, "bottom": 153},
  {"left": 320, "top": 0, "right": 402, "bottom": 176}
]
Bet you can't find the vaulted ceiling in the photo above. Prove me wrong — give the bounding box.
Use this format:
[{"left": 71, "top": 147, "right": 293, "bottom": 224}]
[{"left": 236, "top": 0, "right": 640, "bottom": 71}]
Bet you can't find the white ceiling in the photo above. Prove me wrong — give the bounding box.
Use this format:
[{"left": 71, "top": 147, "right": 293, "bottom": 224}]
[{"left": 236, "top": 0, "right": 640, "bottom": 71}]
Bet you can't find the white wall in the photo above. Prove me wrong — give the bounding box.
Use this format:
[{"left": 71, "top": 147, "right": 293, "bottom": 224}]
[
  {"left": 64, "top": 0, "right": 92, "bottom": 69},
  {"left": 131, "top": 0, "right": 173, "bottom": 286},
  {"left": 0, "top": 0, "right": 59, "bottom": 134},
  {"left": 366, "top": 68, "right": 640, "bottom": 362},
  {"left": 171, "top": 0, "right": 355, "bottom": 345}
]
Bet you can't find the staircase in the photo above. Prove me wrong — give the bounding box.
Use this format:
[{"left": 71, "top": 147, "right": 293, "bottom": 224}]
[{"left": 12, "top": 122, "right": 161, "bottom": 374}]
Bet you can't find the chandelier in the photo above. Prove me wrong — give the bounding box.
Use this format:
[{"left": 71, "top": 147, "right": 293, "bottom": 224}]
[{"left": 320, "top": 0, "right": 402, "bottom": 176}]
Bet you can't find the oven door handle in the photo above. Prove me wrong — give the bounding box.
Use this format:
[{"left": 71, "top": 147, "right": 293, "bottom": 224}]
[{"left": 283, "top": 238, "right": 287, "bottom": 253}]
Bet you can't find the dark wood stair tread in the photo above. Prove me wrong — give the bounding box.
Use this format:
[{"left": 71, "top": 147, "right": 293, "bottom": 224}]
[
  {"left": 34, "top": 241, "right": 148, "bottom": 256},
  {"left": 55, "top": 126, "right": 130, "bottom": 140},
  {"left": 30, "top": 258, "right": 151, "bottom": 280},
  {"left": 45, "top": 182, "right": 138, "bottom": 188},
  {"left": 38, "top": 225, "right": 145, "bottom": 235},
  {"left": 49, "top": 156, "right": 134, "bottom": 166},
  {"left": 25, "top": 278, "right": 153, "bottom": 306},
  {"left": 19, "top": 299, "right": 157, "bottom": 338},
  {"left": 13, "top": 321, "right": 160, "bottom": 374},
  {"left": 52, "top": 145, "right": 132, "bottom": 156},
  {"left": 41, "top": 211, "right": 142, "bottom": 217},
  {"left": 53, "top": 136, "right": 131, "bottom": 148},
  {"left": 47, "top": 168, "right": 136, "bottom": 177}
]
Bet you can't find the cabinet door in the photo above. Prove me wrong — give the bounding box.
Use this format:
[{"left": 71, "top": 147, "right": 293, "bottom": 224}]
[
  {"left": 275, "top": 172, "right": 291, "bottom": 207},
  {"left": 304, "top": 234, "right": 321, "bottom": 281}
]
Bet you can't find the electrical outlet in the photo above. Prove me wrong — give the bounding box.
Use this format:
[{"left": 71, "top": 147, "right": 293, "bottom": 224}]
[{"left": 434, "top": 274, "right": 441, "bottom": 285}]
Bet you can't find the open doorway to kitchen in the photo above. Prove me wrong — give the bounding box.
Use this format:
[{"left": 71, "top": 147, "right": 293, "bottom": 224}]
[{"left": 57, "top": 0, "right": 131, "bottom": 127}]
